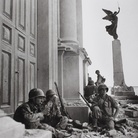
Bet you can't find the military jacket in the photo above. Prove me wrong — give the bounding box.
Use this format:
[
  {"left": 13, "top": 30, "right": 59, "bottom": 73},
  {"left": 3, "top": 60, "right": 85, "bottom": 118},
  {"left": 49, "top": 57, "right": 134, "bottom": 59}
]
[
  {"left": 93, "top": 94, "right": 118, "bottom": 117},
  {"left": 14, "top": 101, "right": 42, "bottom": 129}
]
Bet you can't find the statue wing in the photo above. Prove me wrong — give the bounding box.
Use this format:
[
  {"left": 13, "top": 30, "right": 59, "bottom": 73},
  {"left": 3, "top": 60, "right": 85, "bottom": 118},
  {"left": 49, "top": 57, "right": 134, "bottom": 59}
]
[
  {"left": 102, "top": 9, "right": 113, "bottom": 15},
  {"left": 102, "top": 9, "right": 113, "bottom": 21}
]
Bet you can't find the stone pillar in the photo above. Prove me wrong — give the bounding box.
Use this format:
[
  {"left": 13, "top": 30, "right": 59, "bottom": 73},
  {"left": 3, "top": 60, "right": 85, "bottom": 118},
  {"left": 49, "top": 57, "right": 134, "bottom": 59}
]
[
  {"left": 37, "top": 0, "right": 58, "bottom": 92},
  {"left": 60, "top": 0, "right": 77, "bottom": 43},
  {"left": 59, "top": 0, "right": 79, "bottom": 100},
  {"left": 112, "top": 39, "right": 125, "bottom": 86},
  {"left": 58, "top": 46, "right": 66, "bottom": 97},
  {"left": 58, "top": 0, "right": 90, "bottom": 122},
  {"left": 112, "top": 39, "right": 135, "bottom": 96}
]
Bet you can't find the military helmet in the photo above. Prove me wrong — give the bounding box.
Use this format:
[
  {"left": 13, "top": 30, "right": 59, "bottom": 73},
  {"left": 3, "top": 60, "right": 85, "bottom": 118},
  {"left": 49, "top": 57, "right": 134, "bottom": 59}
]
[
  {"left": 46, "top": 89, "right": 56, "bottom": 98},
  {"left": 29, "top": 88, "right": 45, "bottom": 99},
  {"left": 98, "top": 84, "right": 108, "bottom": 92},
  {"left": 88, "top": 80, "right": 94, "bottom": 85}
]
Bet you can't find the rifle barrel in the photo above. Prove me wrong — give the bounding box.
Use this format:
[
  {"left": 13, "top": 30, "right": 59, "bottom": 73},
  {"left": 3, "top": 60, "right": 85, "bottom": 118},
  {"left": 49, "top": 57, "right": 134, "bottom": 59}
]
[
  {"left": 78, "top": 92, "right": 91, "bottom": 109},
  {"left": 54, "top": 82, "right": 71, "bottom": 119}
]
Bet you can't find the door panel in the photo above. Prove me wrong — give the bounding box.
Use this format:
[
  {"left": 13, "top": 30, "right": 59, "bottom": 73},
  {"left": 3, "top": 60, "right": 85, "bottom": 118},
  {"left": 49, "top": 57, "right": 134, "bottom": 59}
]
[
  {"left": 16, "top": 0, "right": 27, "bottom": 33},
  {"left": 30, "top": 0, "right": 35, "bottom": 38},
  {"left": 14, "top": 30, "right": 28, "bottom": 106},
  {"left": 0, "top": 0, "right": 37, "bottom": 114},
  {"left": 0, "top": 21, "right": 15, "bottom": 114}
]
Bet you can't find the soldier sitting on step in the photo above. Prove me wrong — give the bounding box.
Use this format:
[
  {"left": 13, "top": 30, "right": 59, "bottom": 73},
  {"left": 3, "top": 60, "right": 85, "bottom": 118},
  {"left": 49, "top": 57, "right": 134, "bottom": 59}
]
[
  {"left": 41, "top": 89, "right": 69, "bottom": 130},
  {"left": 13, "top": 88, "right": 68, "bottom": 138}
]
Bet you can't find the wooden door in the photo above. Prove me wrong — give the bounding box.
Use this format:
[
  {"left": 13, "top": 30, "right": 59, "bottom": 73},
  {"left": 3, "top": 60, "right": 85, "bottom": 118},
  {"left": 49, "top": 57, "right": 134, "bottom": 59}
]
[{"left": 0, "top": 0, "right": 37, "bottom": 115}]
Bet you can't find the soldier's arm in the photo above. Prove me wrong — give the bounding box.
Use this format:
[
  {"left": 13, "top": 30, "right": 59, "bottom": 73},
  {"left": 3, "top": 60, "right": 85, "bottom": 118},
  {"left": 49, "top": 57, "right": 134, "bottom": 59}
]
[
  {"left": 22, "top": 105, "right": 44, "bottom": 122},
  {"left": 110, "top": 97, "right": 119, "bottom": 119}
]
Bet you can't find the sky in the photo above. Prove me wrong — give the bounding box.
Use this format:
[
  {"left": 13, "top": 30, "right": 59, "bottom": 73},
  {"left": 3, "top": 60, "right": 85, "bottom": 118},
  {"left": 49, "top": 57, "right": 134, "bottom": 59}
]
[{"left": 82, "top": 0, "right": 138, "bottom": 87}]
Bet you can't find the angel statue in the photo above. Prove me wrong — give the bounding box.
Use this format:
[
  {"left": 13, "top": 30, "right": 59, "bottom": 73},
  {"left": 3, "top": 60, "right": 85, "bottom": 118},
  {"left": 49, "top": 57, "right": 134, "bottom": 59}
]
[{"left": 102, "top": 7, "right": 120, "bottom": 39}]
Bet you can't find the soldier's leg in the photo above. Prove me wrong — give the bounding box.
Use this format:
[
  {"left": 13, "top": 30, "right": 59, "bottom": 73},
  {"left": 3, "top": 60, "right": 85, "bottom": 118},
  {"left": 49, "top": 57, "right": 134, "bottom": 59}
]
[
  {"left": 106, "top": 118, "right": 115, "bottom": 130},
  {"left": 92, "top": 106, "right": 102, "bottom": 127}
]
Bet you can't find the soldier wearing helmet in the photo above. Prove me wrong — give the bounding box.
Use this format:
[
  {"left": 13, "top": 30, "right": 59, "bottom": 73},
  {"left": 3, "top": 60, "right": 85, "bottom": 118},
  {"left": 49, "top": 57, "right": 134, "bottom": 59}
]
[
  {"left": 41, "top": 89, "right": 69, "bottom": 131},
  {"left": 84, "top": 78, "right": 97, "bottom": 103},
  {"left": 90, "top": 84, "right": 119, "bottom": 131},
  {"left": 13, "top": 88, "right": 56, "bottom": 135}
]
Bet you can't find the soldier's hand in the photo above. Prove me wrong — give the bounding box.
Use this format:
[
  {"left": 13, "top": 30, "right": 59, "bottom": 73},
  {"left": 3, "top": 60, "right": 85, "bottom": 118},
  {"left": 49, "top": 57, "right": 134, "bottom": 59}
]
[
  {"left": 42, "top": 105, "right": 50, "bottom": 115},
  {"left": 109, "top": 117, "right": 115, "bottom": 121},
  {"left": 37, "top": 112, "right": 44, "bottom": 120}
]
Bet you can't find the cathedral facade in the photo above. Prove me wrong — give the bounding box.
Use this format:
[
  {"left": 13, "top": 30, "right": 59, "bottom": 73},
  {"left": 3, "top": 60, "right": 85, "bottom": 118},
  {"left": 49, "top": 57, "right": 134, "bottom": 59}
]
[{"left": 0, "top": 0, "right": 91, "bottom": 116}]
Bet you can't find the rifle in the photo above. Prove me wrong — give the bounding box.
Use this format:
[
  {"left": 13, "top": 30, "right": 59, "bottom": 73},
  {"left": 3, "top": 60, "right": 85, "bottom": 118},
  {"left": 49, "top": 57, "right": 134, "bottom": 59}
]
[
  {"left": 78, "top": 92, "right": 92, "bottom": 110},
  {"left": 54, "top": 82, "right": 71, "bottom": 119}
]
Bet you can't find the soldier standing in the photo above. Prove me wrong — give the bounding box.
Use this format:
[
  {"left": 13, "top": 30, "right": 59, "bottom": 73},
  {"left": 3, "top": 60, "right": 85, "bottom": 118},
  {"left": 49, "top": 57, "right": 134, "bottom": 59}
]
[{"left": 95, "top": 70, "right": 106, "bottom": 86}]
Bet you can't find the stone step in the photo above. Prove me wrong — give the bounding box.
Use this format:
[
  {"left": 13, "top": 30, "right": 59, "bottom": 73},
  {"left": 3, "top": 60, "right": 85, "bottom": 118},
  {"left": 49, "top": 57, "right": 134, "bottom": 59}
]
[
  {"left": 127, "top": 117, "right": 138, "bottom": 121},
  {"left": 125, "top": 109, "right": 138, "bottom": 118},
  {"left": 0, "top": 116, "right": 25, "bottom": 138},
  {"left": 114, "top": 91, "right": 135, "bottom": 96},
  {"left": 112, "top": 95, "right": 138, "bottom": 100},
  {"left": 24, "top": 129, "right": 52, "bottom": 138},
  {"left": 118, "top": 100, "right": 138, "bottom": 104}
]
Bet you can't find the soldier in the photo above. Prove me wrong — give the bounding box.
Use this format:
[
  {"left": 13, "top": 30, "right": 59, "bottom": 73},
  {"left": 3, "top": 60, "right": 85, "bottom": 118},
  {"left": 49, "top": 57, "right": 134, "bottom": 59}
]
[
  {"left": 13, "top": 88, "right": 65, "bottom": 138},
  {"left": 95, "top": 70, "right": 106, "bottom": 86},
  {"left": 84, "top": 79, "right": 97, "bottom": 103},
  {"left": 91, "top": 84, "right": 119, "bottom": 131},
  {"left": 41, "top": 89, "right": 69, "bottom": 130}
]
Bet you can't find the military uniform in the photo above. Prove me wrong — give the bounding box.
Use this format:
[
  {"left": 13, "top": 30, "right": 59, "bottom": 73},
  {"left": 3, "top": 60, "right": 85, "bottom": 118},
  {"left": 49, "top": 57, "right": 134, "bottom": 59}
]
[
  {"left": 42, "top": 90, "right": 68, "bottom": 130},
  {"left": 84, "top": 80, "right": 97, "bottom": 102},
  {"left": 13, "top": 88, "right": 56, "bottom": 136},
  {"left": 91, "top": 84, "right": 119, "bottom": 130},
  {"left": 14, "top": 101, "right": 50, "bottom": 129}
]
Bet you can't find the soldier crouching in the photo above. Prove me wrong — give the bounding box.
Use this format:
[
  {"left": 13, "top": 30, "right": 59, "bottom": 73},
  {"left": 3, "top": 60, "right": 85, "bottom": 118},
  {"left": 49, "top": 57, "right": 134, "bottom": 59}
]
[{"left": 90, "top": 84, "right": 119, "bottom": 131}]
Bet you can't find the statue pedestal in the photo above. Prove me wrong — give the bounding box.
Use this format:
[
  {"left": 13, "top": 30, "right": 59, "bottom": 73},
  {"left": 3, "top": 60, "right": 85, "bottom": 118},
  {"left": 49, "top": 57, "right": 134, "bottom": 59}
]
[{"left": 111, "top": 39, "right": 135, "bottom": 96}]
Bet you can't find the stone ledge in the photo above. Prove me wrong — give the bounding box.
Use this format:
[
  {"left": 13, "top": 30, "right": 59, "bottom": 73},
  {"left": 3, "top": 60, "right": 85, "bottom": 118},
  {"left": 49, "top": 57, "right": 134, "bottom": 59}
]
[
  {"left": 0, "top": 116, "right": 25, "bottom": 138},
  {"left": 112, "top": 95, "right": 138, "bottom": 100},
  {"left": 125, "top": 110, "right": 138, "bottom": 118},
  {"left": 24, "top": 129, "right": 52, "bottom": 138},
  {"left": 118, "top": 100, "right": 138, "bottom": 104},
  {"left": 114, "top": 91, "right": 135, "bottom": 96}
]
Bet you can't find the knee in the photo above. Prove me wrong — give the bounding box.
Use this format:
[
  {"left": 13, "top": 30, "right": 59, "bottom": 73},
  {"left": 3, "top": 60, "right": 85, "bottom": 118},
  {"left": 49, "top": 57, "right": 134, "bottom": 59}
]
[
  {"left": 93, "top": 106, "right": 100, "bottom": 112},
  {"left": 92, "top": 106, "right": 102, "bottom": 118},
  {"left": 108, "top": 120, "right": 115, "bottom": 130}
]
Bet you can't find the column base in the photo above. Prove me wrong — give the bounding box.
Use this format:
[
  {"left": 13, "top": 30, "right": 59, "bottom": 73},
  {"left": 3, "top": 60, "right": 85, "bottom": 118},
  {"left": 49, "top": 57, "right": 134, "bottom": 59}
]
[
  {"left": 111, "top": 85, "right": 135, "bottom": 96},
  {"left": 64, "top": 99, "right": 89, "bottom": 123}
]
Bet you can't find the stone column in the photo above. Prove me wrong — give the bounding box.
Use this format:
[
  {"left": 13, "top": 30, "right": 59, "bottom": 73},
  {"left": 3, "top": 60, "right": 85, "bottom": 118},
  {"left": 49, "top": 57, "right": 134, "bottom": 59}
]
[
  {"left": 37, "top": 0, "right": 58, "bottom": 92},
  {"left": 112, "top": 39, "right": 135, "bottom": 96},
  {"left": 59, "top": 0, "right": 79, "bottom": 100},
  {"left": 60, "top": 0, "right": 77, "bottom": 43},
  {"left": 112, "top": 39, "right": 125, "bottom": 86},
  {"left": 58, "top": 46, "right": 66, "bottom": 97}
]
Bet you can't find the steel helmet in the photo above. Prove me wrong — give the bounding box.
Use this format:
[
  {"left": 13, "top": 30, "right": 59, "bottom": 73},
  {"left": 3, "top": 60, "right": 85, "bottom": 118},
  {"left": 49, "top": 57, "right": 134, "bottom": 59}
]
[
  {"left": 98, "top": 84, "right": 108, "bottom": 92},
  {"left": 29, "top": 88, "right": 45, "bottom": 99},
  {"left": 46, "top": 89, "right": 56, "bottom": 98},
  {"left": 88, "top": 80, "right": 94, "bottom": 85}
]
